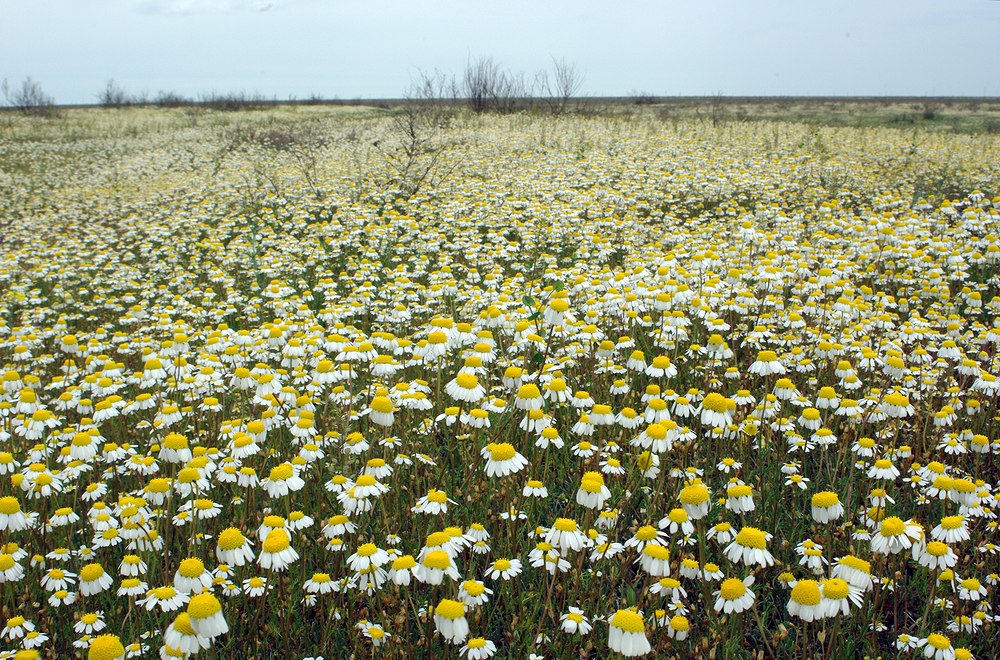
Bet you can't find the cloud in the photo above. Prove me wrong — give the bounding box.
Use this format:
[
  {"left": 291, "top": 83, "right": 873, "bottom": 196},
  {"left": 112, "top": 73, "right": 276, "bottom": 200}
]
[{"left": 131, "top": 0, "right": 286, "bottom": 14}]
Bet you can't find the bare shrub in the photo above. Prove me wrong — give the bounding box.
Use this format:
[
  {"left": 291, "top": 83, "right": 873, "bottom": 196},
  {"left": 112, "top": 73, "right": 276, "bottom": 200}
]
[
  {"left": 462, "top": 56, "right": 529, "bottom": 114},
  {"left": 535, "top": 56, "right": 585, "bottom": 114},
  {"left": 2, "top": 77, "right": 57, "bottom": 117},
  {"left": 98, "top": 79, "right": 132, "bottom": 108}
]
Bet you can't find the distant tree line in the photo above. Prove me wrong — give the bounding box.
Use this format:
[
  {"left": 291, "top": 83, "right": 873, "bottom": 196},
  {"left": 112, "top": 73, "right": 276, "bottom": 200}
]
[
  {"left": 97, "top": 80, "right": 273, "bottom": 111},
  {"left": 2, "top": 57, "right": 586, "bottom": 117}
]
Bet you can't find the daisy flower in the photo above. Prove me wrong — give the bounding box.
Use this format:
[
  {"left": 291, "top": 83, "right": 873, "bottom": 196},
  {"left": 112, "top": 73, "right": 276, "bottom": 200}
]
[
  {"left": 79, "top": 563, "right": 114, "bottom": 596},
  {"left": 187, "top": 593, "right": 228, "bottom": 640},
  {"left": 459, "top": 637, "right": 496, "bottom": 659},
  {"left": 917, "top": 541, "right": 958, "bottom": 570},
  {"left": 74, "top": 611, "right": 106, "bottom": 635},
  {"left": 433, "top": 599, "right": 469, "bottom": 644},
  {"left": 412, "top": 550, "right": 460, "bottom": 585},
  {"left": 667, "top": 615, "right": 690, "bottom": 641},
  {"left": 482, "top": 443, "right": 528, "bottom": 477},
  {"left": 678, "top": 482, "right": 711, "bottom": 519},
  {"left": 258, "top": 529, "right": 298, "bottom": 572},
  {"left": 485, "top": 558, "right": 522, "bottom": 581},
  {"left": 458, "top": 579, "right": 492, "bottom": 607},
  {"left": 545, "top": 519, "right": 588, "bottom": 554},
  {"left": 821, "top": 578, "right": 863, "bottom": 617},
  {"left": 2, "top": 616, "right": 34, "bottom": 641},
  {"left": 163, "top": 612, "right": 210, "bottom": 655},
  {"left": 923, "top": 633, "right": 956, "bottom": 660},
  {"left": 724, "top": 527, "right": 775, "bottom": 567},
  {"left": 714, "top": 575, "right": 756, "bottom": 614},
  {"left": 871, "top": 517, "right": 921, "bottom": 555},
  {"left": 576, "top": 471, "right": 611, "bottom": 509},
  {"left": 931, "top": 516, "right": 970, "bottom": 544},
  {"left": 787, "top": 579, "right": 825, "bottom": 621},
  {"left": 138, "top": 586, "right": 189, "bottom": 612},
  {"left": 216, "top": 528, "right": 255, "bottom": 566},
  {"left": 87, "top": 634, "right": 126, "bottom": 660},
  {"left": 811, "top": 491, "right": 845, "bottom": 523},
  {"left": 243, "top": 577, "right": 271, "bottom": 597},
  {"left": 608, "top": 609, "right": 651, "bottom": 657},
  {"left": 560, "top": 607, "right": 592, "bottom": 635},
  {"left": 637, "top": 543, "right": 671, "bottom": 577}
]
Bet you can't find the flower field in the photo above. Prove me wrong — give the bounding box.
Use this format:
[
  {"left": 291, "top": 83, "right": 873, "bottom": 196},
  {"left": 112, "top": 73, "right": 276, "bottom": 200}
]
[{"left": 1, "top": 105, "right": 999, "bottom": 658}]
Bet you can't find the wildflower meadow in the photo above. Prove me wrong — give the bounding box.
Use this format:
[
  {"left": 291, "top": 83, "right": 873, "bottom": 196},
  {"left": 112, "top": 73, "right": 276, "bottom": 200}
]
[{"left": 0, "top": 105, "right": 999, "bottom": 658}]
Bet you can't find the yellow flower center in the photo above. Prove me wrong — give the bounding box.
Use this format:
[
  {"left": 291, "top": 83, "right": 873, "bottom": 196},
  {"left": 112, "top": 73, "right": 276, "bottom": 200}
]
[
  {"left": 88, "top": 635, "right": 126, "bottom": 660},
  {"left": 262, "top": 530, "right": 291, "bottom": 554},
  {"left": 790, "top": 580, "right": 822, "bottom": 606},
  {"left": 719, "top": 578, "right": 747, "bottom": 600},
  {"left": 925, "top": 541, "right": 948, "bottom": 557},
  {"left": 735, "top": 527, "right": 767, "bottom": 549},
  {"left": 610, "top": 609, "right": 645, "bottom": 633},
  {"left": 822, "top": 578, "right": 850, "bottom": 600},
  {"left": 268, "top": 464, "right": 293, "bottom": 481},
  {"left": 940, "top": 516, "right": 963, "bottom": 530},
  {"left": 728, "top": 485, "right": 753, "bottom": 498},
  {"left": 812, "top": 491, "right": 839, "bottom": 508},
  {"left": 643, "top": 543, "right": 669, "bottom": 560},
  {"left": 961, "top": 578, "right": 981, "bottom": 591},
  {"left": 0, "top": 497, "right": 19, "bottom": 515},
  {"left": 187, "top": 593, "right": 222, "bottom": 619},
  {"left": 880, "top": 517, "right": 905, "bottom": 537},
  {"left": 80, "top": 564, "right": 104, "bottom": 582},
  {"left": 423, "top": 550, "right": 451, "bottom": 570},
  {"left": 456, "top": 374, "right": 478, "bottom": 390},
  {"left": 636, "top": 525, "right": 658, "bottom": 541},
  {"left": 462, "top": 580, "right": 485, "bottom": 596},
  {"left": 435, "top": 599, "right": 465, "bottom": 620},
  {"left": 679, "top": 484, "right": 709, "bottom": 505},
  {"left": 178, "top": 558, "right": 205, "bottom": 578},
  {"left": 488, "top": 443, "right": 516, "bottom": 461}
]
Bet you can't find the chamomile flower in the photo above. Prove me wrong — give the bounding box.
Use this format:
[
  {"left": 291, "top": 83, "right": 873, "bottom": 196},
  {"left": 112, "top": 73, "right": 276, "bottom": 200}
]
[
  {"left": 459, "top": 637, "right": 496, "bottom": 659},
  {"left": 725, "top": 527, "right": 775, "bottom": 567},
  {"left": 187, "top": 593, "right": 228, "bottom": 640},
  {"left": 608, "top": 609, "right": 651, "bottom": 657},
  {"left": 787, "top": 579, "right": 825, "bottom": 621},
  {"left": 560, "top": 607, "right": 593, "bottom": 635},
  {"left": 482, "top": 443, "right": 528, "bottom": 477},
  {"left": 811, "top": 491, "right": 845, "bottom": 523},
  {"left": 715, "top": 575, "right": 756, "bottom": 614},
  {"left": 258, "top": 529, "right": 298, "bottom": 572},
  {"left": 433, "top": 599, "right": 469, "bottom": 644},
  {"left": 485, "top": 558, "right": 522, "bottom": 581}
]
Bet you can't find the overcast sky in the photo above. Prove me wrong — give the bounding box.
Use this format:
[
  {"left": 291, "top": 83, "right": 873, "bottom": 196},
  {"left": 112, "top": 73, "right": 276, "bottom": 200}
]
[{"left": 4, "top": 0, "right": 999, "bottom": 104}]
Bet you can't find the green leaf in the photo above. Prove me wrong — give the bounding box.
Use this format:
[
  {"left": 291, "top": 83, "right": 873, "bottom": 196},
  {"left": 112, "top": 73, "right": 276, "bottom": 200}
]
[
  {"left": 552, "top": 280, "right": 564, "bottom": 292},
  {"left": 522, "top": 295, "right": 535, "bottom": 307}
]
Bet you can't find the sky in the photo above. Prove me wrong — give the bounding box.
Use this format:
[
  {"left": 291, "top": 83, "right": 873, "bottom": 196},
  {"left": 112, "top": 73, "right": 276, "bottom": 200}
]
[{"left": 3, "top": 0, "right": 1000, "bottom": 105}]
